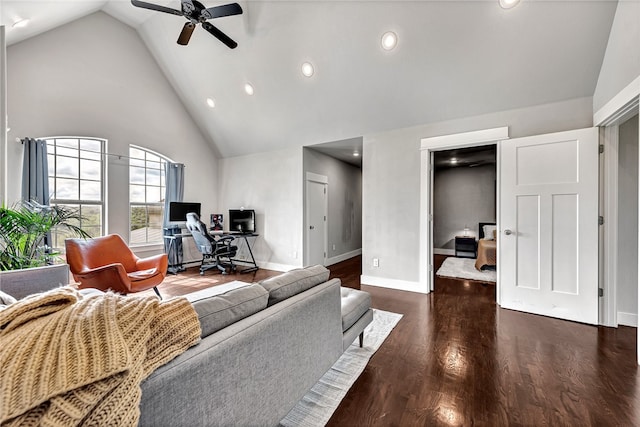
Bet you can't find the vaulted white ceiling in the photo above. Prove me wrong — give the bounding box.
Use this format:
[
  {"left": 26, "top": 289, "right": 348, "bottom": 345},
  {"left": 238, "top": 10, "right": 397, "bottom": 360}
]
[{"left": 0, "top": 0, "right": 618, "bottom": 159}]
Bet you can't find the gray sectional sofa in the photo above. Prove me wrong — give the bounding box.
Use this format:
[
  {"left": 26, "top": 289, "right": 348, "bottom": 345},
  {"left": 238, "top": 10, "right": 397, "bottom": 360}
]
[
  {"left": 140, "top": 266, "right": 345, "bottom": 426},
  {"left": 1, "top": 264, "right": 365, "bottom": 426}
]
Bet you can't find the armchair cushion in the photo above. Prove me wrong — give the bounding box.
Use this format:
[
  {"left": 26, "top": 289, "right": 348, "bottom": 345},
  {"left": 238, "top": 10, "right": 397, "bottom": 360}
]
[{"left": 128, "top": 268, "right": 161, "bottom": 282}]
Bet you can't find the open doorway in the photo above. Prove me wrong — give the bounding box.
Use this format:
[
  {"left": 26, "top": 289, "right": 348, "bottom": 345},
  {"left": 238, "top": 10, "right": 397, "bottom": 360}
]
[
  {"left": 302, "top": 137, "right": 363, "bottom": 268},
  {"left": 431, "top": 145, "right": 497, "bottom": 294}
]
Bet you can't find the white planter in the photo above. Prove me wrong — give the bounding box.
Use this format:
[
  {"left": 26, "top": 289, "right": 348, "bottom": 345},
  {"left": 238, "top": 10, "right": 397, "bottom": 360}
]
[{"left": 0, "top": 264, "right": 70, "bottom": 300}]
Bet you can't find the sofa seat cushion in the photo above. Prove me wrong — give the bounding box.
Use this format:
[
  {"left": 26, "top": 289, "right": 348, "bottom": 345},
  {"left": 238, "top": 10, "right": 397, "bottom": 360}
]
[
  {"left": 340, "top": 287, "right": 372, "bottom": 332},
  {"left": 259, "top": 265, "right": 330, "bottom": 306},
  {"left": 186, "top": 283, "right": 268, "bottom": 338}
]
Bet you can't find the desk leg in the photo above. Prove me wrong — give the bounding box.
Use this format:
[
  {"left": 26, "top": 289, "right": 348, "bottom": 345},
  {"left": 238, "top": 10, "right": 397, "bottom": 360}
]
[
  {"left": 239, "top": 236, "right": 259, "bottom": 273},
  {"left": 166, "top": 237, "right": 184, "bottom": 275}
]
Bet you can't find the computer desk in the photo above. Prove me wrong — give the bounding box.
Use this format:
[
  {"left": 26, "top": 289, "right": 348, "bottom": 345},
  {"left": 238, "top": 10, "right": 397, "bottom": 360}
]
[{"left": 210, "top": 231, "right": 259, "bottom": 273}]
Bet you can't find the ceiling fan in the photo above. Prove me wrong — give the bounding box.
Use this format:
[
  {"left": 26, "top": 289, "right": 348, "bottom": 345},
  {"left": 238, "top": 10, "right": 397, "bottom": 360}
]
[{"left": 130, "top": 0, "right": 243, "bottom": 48}]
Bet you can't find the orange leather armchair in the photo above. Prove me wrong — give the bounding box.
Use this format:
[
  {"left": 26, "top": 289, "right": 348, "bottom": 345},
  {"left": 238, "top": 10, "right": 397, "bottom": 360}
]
[{"left": 65, "top": 234, "right": 168, "bottom": 298}]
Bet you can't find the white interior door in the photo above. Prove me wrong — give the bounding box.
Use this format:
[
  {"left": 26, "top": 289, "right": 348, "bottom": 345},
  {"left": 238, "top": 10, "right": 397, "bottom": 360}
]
[
  {"left": 306, "top": 179, "right": 327, "bottom": 266},
  {"left": 499, "top": 127, "right": 599, "bottom": 324}
]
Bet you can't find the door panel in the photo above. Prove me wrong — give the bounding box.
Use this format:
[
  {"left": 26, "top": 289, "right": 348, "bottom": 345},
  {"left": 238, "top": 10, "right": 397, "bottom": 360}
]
[
  {"left": 306, "top": 180, "right": 327, "bottom": 266},
  {"left": 500, "top": 127, "right": 599, "bottom": 324},
  {"left": 551, "top": 194, "right": 578, "bottom": 295},
  {"left": 515, "top": 195, "right": 540, "bottom": 290}
]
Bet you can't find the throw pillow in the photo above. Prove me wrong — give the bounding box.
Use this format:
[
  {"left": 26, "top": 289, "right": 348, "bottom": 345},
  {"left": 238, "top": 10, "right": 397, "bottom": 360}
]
[
  {"left": 259, "top": 265, "right": 330, "bottom": 306},
  {"left": 483, "top": 225, "right": 497, "bottom": 240},
  {"left": 190, "top": 283, "right": 268, "bottom": 338},
  {"left": 0, "top": 290, "right": 17, "bottom": 306}
]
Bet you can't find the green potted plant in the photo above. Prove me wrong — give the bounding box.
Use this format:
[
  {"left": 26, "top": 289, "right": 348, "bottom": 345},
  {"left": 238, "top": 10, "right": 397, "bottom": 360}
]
[{"left": 0, "top": 201, "right": 91, "bottom": 299}]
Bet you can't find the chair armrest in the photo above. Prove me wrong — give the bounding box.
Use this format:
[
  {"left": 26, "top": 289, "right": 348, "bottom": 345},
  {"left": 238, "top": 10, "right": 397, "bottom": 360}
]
[
  {"left": 217, "top": 236, "right": 235, "bottom": 243},
  {"left": 136, "top": 253, "right": 169, "bottom": 276},
  {"left": 74, "top": 263, "right": 131, "bottom": 293}
]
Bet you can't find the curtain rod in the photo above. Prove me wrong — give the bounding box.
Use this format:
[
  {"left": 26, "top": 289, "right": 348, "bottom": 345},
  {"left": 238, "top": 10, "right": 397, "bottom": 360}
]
[{"left": 16, "top": 138, "right": 183, "bottom": 166}]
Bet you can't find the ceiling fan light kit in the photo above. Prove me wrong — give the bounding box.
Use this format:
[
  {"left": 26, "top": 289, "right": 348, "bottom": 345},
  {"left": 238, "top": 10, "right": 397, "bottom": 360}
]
[{"left": 130, "top": 0, "right": 242, "bottom": 48}]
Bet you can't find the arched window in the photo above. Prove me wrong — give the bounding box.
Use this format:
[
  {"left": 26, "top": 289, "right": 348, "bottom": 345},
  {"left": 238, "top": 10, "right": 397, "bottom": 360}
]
[
  {"left": 46, "top": 137, "right": 105, "bottom": 248},
  {"left": 129, "top": 145, "right": 171, "bottom": 245}
]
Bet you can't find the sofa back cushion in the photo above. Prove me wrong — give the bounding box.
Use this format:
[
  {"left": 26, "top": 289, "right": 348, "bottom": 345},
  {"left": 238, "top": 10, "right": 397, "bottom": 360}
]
[
  {"left": 188, "top": 283, "right": 268, "bottom": 338},
  {"left": 259, "top": 265, "right": 330, "bottom": 306}
]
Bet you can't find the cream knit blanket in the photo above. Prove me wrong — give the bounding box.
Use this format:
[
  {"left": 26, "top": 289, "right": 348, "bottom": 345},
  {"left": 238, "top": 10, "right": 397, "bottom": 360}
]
[{"left": 0, "top": 287, "right": 201, "bottom": 426}]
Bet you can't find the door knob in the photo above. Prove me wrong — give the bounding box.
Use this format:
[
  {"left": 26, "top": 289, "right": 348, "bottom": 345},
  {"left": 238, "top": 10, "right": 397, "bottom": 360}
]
[
  {"left": 310, "top": 225, "right": 315, "bottom": 230},
  {"left": 504, "top": 229, "right": 513, "bottom": 235}
]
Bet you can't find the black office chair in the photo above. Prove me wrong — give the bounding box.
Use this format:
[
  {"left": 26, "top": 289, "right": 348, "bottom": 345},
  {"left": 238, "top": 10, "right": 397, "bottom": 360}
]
[{"left": 186, "top": 212, "right": 238, "bottom": 275}]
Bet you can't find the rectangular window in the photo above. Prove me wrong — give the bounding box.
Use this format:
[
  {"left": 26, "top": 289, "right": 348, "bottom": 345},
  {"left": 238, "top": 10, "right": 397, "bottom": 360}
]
[{"left": 46, "top": 137, "right": 105, "bottom": 249}]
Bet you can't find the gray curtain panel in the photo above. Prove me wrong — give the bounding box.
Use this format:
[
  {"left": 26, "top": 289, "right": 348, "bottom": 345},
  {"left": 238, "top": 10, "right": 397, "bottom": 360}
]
[
  {"left": 163, "top": 162, "right": 185, "bottom": 270},
  {"left": 21, "top": 138, "right": 50, "bottom": 204}
]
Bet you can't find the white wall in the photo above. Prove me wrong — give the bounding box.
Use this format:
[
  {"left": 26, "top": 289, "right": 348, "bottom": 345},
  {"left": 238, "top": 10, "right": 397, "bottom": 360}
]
[
  {"left": 433, "top": 165, "right": 495, "bottom": 249},
  {"left": 362, "top": 96, "right": 594, "bottom": 289},
  {"left": 5, "top": 12, "right": 218, "bottom": 248},
  {"left": 617, "top": 114, "right": 639, "bottom": 326},
  {"left": 303, "top": 148, "right": 362, "bottom": 264},
  {"left": 217, "top": 147, "right": 303, "bottom": 271},
  {"left": 593, "top": 1, "right": 640, "bottom": 113}
]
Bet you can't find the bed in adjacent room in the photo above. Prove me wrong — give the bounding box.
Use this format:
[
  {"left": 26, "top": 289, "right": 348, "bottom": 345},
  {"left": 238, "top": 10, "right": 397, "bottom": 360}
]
[{"left": 475, "top": 222, "right": 497, "bottom": 271}]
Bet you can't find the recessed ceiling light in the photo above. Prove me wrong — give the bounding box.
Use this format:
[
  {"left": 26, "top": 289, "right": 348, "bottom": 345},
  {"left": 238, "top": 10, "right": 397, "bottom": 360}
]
[
  {"left": 301, "top": 62, "right": 314, "bottom": 78},
  {"left": 381, "top": 31, "right": 398, "bottom": 51},
  {"left": 450, "top": 158, "right": 458, "bottom": 164},
  {"left": 499, "top": 0, "right": 521, "bottom": 9},
  {"left": 244, "top": 83, "right": 254, "bottom": 96},
  {"left": 12, "top": 18, "right": 30, "bottom": 29},
  {"left": 206, "top": 98, "right": 215, "bottom": 108},
  {"left": 353, "top": 150, "right": 360, "bottom": 157}
]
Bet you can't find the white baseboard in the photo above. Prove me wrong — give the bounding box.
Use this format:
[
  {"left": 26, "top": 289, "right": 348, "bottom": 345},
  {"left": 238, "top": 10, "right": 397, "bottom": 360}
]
[
  {"left": 617, "top": 311, "right": 638, "bottom": 327},
  {"left": 256, "top": 261, "right": 300, "bottom": 272},
  {"left": 433, "top": 248, "right": 455, "bottom": 256},
  {"left": 360, "top": 275, "right": 428, "bottom": 294},
  {"left": 326, "top": 249, "right": 362, "bottom": 266}
]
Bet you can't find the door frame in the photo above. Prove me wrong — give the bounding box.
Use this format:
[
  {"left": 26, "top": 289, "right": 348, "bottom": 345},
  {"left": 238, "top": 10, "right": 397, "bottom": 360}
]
[
  {"left": 304, "top": 172, "right": 328, "bottom": 267},
  {"left": 594, "top": 76, "right": 640, "bottom": 334},
  {"left": 419, "top": 127, "right": 509, "bottom": 296}
]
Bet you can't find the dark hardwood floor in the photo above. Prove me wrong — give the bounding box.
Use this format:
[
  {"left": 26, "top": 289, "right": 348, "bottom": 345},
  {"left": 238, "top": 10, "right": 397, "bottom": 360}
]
[
  {"left": 156, "top": 256, "right": 639, "bottom": 426},
  {"left": 328, "top": 255, "right": 639, "bottom": 426}
]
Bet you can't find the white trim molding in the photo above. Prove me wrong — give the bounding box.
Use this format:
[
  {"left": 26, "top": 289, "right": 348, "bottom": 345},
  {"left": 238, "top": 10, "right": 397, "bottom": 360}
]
[
  {"left": 602, "top": 125, "right": 619, "bottom": 327},
  {"left": 326, "top": 249, "right": 362, "bottom": 266},
  {"left": 260, "top": 261, "right": 301, "bottom": 272},
  {"left": 305, "top": 171, "right": 328, "bottom": 184},
  {"left": 594, "top": 76, "right": 640, "bottom": 126},
  {"left": 420, "top": 127, "right": 509, "bottom": 151},
  {"left": 419, "top": 126, "right": 509, "bottom": 297},
  {"left": 361, "top": 275, "right": 426, "bottom": 294},
  {"left": 618, "top": 312, "right": 638, "bottom": 328}
]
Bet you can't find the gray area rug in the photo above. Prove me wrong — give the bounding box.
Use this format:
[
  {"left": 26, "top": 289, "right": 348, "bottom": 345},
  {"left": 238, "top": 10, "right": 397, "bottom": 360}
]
[
  {"left": 436, "top": 256, "right": 497, "bottom": 283},
  {"left": 279, "top": 309, "right": 402, "bottom": 427}
]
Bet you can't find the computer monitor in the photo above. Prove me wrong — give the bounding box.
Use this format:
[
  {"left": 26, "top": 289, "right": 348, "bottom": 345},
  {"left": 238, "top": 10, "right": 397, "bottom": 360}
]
[
  {"left": 228, "top": 209, "right": 255, "bottom": 234},
  {"left": 168, "top": 202, "right": 201, "bottom": 224}
]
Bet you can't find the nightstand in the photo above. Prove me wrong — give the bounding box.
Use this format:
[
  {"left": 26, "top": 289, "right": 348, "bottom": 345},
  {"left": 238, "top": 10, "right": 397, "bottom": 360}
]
[{"left": 455, "top": 236, "right": 477, "bottom": 258}]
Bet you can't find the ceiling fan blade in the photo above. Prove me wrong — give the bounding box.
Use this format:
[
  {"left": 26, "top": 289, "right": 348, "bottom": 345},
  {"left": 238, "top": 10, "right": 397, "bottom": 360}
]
[
  {"left": 177, "top": 22, "right": 196, "bottom": 45},
  {"left": 202, "top": 21, "right": 238, "bottom": 49},
  {"left": 201, "top": 3, "right": 243, "bottom": 20},
  {"left": 131, "top": 0, "right": 183, "bottom": 16}
]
